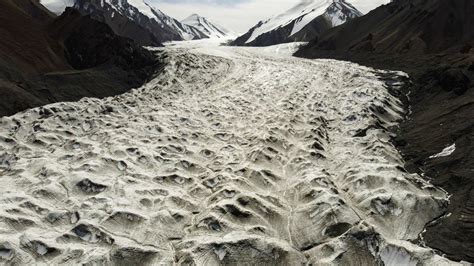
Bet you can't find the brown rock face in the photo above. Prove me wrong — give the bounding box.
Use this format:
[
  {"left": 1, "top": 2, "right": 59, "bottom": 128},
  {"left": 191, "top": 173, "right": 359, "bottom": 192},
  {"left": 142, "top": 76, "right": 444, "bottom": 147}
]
[
  {"left": 0, "top": 0, "right": 159, "bottom": 117},
  {"left": 298, "top": 0, "right": 474, "bottom": 54},
  {"left": 0, "top": 0, "right": 69, "bottom": 75}
]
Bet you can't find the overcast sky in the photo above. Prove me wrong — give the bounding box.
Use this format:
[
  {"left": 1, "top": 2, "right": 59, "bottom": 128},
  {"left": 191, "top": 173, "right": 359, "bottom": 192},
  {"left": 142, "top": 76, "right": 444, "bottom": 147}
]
[{"left": 150, "top": 0, "right": 390, "bottom": 33}]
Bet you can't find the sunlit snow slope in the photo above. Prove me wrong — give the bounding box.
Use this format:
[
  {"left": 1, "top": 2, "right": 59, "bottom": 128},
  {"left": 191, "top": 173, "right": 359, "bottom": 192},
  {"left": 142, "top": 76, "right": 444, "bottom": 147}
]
[
  {"left": 232, "top": 0, "right": 362, "bottom": 46},
  {"left": 0, "top": 42, "right": 457, "bottom": 265},
  {"left": 182, "top": 14, "right": 234, "bottom": 39}
]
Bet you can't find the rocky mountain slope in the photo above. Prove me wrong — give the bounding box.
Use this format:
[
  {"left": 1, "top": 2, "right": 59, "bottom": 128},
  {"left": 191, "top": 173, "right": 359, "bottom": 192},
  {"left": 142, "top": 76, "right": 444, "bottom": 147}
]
[
  {"left": 231, "top": 0, "right": 362, "bottom": 47},
  {"left": 0, "top": 0, "right": 65, "bottom": 72},
  {"left": 0, "top": 0, "right": 159, "bottom": 117},
  {"left": 295, "top": 0, "right": 474, "bottom": 262},
  {"left": 181, "top": 14, "right": 233, "bottom": 39},
  {"left": 297, "top": 0, "right": 474, "bottom": 53},
  {"left": 41, "top": 0, "right": 208, "bottom": 45}
]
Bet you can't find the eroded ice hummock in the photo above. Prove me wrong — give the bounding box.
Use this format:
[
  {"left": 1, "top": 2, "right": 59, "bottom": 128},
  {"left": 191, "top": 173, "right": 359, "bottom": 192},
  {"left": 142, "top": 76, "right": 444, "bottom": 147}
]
[{"left": 0, "top": 43, "right": 457, "bottom": 265}]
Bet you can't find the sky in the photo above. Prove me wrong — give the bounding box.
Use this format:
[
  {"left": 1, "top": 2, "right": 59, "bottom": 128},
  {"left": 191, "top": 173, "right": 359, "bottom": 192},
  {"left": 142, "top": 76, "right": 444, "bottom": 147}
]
[{"left": 151, "top": 0, "right": 390, "bottom": 33}]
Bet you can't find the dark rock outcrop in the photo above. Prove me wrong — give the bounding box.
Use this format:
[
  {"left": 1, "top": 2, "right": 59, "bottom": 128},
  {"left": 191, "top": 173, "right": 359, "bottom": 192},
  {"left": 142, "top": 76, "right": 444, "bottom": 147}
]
[
  {"left": 295, "top": 0, "right": 474, "bottom": 262},
  {"left": 51, "top": 8, "right": 156, "bottom": 75},
  {"left": 297, "top": 0, "right": 474, "bottom": 54},
  {"left": 0, "top": 0, "right": 69, "bottom": 76},
  {"left": 0, "top": 0, "right": 159, "bottom": 117}
]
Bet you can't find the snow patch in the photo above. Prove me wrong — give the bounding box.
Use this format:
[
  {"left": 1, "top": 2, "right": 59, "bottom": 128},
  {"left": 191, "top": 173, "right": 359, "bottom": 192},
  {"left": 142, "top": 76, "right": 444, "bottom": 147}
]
[
  {"left": 429, "top": 143, "right": 456, "bottom": 159},
  {"left": 182, "top": 14, "right": 234, "bottom": 39},
  {"left": 123, "top": 0, "right": 155, "bottom": 19},
  {"left": 40, "top": 0, "right": 75, "bottom": 14}
]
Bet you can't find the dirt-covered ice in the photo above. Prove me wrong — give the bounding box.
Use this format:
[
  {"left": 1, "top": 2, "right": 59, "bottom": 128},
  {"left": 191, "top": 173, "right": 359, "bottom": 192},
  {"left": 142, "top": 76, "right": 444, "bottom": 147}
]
[{"left": 0, "top": 41, "right": 460, "bottom": 265}]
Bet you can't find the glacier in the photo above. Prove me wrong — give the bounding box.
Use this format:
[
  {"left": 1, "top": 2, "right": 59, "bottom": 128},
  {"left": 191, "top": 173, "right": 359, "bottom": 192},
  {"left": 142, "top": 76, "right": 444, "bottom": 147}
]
[{"left": 0, "top": 41, "right": 460, "bottom": 265}]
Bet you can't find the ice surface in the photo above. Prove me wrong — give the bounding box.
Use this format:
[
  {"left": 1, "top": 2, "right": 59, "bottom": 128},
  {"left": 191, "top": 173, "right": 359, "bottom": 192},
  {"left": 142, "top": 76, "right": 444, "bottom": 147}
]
[
  {"left": 0, "top": 41, "right": 458, "bottom": 265},
  {"left": 261, "top": 42, "right": 308, "bottom": 56}
]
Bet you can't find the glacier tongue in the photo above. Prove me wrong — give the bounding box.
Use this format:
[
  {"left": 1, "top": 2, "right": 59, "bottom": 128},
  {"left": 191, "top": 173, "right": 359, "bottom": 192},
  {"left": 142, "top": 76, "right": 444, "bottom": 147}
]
[{"left": 0, "top": 42, "right": 457, "bottom": 265}]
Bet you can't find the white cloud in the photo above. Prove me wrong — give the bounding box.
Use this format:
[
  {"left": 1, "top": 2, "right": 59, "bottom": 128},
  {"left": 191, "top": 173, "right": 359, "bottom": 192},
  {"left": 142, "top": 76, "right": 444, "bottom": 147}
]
[{"left": 152, "top": 0, "right": 390, "bottom": 33}]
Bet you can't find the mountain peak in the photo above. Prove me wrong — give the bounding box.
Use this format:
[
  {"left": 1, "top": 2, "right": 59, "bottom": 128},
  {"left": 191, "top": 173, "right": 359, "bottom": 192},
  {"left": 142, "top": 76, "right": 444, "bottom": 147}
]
[
  {"left": 182, "top": 14, "right": 234, "bottom": 39},
  {"left": 183, "top": 13, "right": 206, "bottom": 23},
  {"left": 41, "top": 0, "right": 208, "bottom": 42},
  {"left": 232, "top": 0, "right": 362, "bottom": 46}
]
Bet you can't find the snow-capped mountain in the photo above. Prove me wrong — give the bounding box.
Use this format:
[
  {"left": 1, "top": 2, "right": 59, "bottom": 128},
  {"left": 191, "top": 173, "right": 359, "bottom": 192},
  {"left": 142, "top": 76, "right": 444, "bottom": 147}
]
[
  {"left": 40, "top": 0, "right": 75, "bottom": 14},
  {"left": 181, "top": 14, "right": 234, "bottom": 39},
  {"left": 41, "top": 0, "right": 207, "bottom": 45},
  {"left": 232, "top": 0, "right": 362, "bottom": 46}
]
